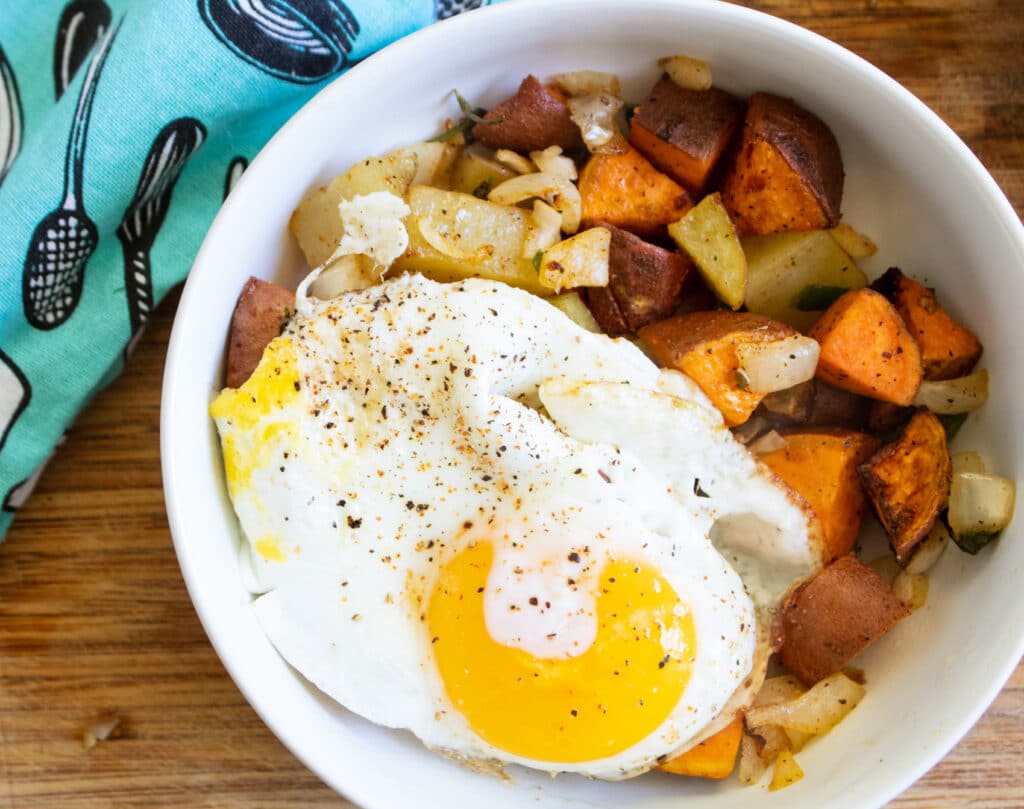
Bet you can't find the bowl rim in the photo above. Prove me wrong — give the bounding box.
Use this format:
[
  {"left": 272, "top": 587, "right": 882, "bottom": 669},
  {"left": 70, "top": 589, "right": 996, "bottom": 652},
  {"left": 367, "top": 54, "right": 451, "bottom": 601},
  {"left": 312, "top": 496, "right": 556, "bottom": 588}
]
[{"left": 161, "top": 1, "right": 1024, "bottom": 807}]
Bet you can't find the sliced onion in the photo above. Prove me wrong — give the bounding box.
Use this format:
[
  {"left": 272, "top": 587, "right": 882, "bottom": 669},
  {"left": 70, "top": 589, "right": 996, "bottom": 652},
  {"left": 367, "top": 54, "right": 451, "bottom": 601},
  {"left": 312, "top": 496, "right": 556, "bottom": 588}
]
[
  {"left": 892, "top": 570, "right": 929, "bottom": 610},
  {"left": 912, "top": 368, "right": 988, "bottom": 414},
  {"left": 744, "top": 672, "right": 865, "bottom": 735},
  {"left": 537, "top": 226, "right": 610, "bottom": 292},
  {"left": 747, "top": 429, "right": 787, "bottom": 455},
  {"left": 657, "top": 54, "right": 712, "bottom": 91},
  {"left": 551, "top": 69, "right": 621, "bottom": 97},
  {"left": 567, "top": 92, "right": 624, "bottom": 154},
  {"left": 488, "top": 172, "right": 582, "bottom": 233},
  {"left": 417, "top": 216, "right": 488, "bottom": 261},
  {"left": 948, "top": 471, "right": 1016, "bottom": 539},
  {"left": 493, "top": 148, "right": 535, "bottom": 175},
  {"left": 738, "top": 732, "right": 767, "bottom": 786},
  {"left": 828, "top": 222, "right": 877, "bottom": 258},
  {"left": 309, "top": 254, "right": 378, "bottom": 298},
  {"left": 736, "top": 335, "right": 820, "bottom": 394},
  {"left": 521, "top": 199, "right": 563, "bottom": 259},
  {"left": 529, "top": 145, "right": 577, "bottom": 181},
  {"left": 904, "top": 520, "right": 949, "bottom": 575}
]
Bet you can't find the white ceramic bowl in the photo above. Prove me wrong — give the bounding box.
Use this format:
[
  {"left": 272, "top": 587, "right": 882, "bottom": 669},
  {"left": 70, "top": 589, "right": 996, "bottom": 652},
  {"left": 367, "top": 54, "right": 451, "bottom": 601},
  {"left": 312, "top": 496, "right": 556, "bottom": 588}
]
[{"left": 161, "top": 1, "right": 1024, "bottom": 807}]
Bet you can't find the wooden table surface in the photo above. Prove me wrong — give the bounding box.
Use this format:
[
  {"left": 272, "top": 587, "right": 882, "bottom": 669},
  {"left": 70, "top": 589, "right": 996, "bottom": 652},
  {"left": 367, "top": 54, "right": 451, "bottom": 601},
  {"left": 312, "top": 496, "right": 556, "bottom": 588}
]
[{"left": 2, "top": 1, "right": 1022, "bottom": 806}]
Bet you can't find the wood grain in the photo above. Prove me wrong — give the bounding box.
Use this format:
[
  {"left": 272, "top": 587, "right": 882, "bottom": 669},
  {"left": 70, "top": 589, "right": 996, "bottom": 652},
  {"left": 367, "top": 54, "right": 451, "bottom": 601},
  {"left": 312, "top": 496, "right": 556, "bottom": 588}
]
[{"left": 1, "top": 1, "right": 1021, "bottom": 807}]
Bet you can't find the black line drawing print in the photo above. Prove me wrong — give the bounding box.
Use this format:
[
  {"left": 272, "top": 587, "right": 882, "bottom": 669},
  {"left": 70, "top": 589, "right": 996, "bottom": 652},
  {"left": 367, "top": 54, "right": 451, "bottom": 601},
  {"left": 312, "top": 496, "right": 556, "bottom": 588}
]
[
  {"left": 0, "top": 45, "right": 23, "bottom": 189},
  {"left": 118, "top": 117, "right": 206, "bottom": 339},
  {"left": 0, "top": 348, "right": 31, "bottom": 456},
  {"left": 198, "top": 0, "right": 360, "bottom": 84},
  {"left": 435, "top": 0, "right": 486, "bottom": 20},
  {"left": 54, "top": 0, "right": 112, "bottom": 99},
  {"left": 224, "top": 155, "right": 248, "bottom": 200},
  {"left": 22, "top": 19, "right": 121, "bottom": 331}
]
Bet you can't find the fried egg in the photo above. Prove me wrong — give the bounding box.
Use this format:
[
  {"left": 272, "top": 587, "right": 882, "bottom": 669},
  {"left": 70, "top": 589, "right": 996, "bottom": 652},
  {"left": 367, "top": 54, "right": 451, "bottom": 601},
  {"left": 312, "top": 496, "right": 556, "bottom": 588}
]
[{"left": 210, "top": 273, "right": 821, "bottom": 779}]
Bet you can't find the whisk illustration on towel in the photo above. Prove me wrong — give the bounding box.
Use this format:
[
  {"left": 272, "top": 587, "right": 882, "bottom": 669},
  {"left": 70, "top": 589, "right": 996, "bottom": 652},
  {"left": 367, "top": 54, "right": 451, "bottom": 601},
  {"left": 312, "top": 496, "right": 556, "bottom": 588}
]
[
  {"left": 118, "top": 117, "right": 206, "bottom": 340},
  {"left": 22, "top": 19, "right": 120, "bottom": 330}
]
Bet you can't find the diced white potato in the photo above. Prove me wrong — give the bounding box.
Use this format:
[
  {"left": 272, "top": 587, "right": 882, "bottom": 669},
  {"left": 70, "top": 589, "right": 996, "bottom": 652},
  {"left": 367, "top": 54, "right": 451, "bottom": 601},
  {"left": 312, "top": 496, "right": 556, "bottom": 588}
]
[
  {"left": 827, "top": 222, "right": 878, "bottom": 258},
  {"left": 488, "top": 172, "right": 582, "bottom": 233},
  {"left": 913, "top": 369, "right": 989, "bottom": 414},
  {"left": 290, "top": 152, "right": 418, "bottom": 268},
  {"left": 657, "top": 54, "right": 712, "bottom": 91},
  {"left": 529, "top": 146, "right": 577, "bottom": 181},
  {"left": 736, "top": 334, "right": 820, "bottom": 393},
  {"left": 521, "top": 200, "right": 563, "bottom": 259},
  {"left": 394, "top": 185, "right": 549, "bottom": 295},
  {"left": 742, "top": 230, "right": 867, "bottom": 331},
  {"left": 548, "top": 291, "right": 600, "bottom": 333},
  {"left": 309, "top": 254, "right": 378, "bottom": 299},
  {"left": 669, "top": 192, "right": 747, "bottom": 309},
  {"left": 449, "top": 145, "right": 516, "bottom": 196},
  {"left": 494, "top": 148, "right": 536, "bottom": 175},
  {"left": 952, "top": 451, "right": 986, "bottom": 474},
  {"left": 537, "top": 227, "right": 611, "bottom": 292},
  {"left": 550, "top": 69, "right": 621, "bottom": 97},
  {"left": 386, "top": 140, "right": 461, "bottom": 187},
  {"left": 769, "top": 746, "right": 804, "bottom": 792}
]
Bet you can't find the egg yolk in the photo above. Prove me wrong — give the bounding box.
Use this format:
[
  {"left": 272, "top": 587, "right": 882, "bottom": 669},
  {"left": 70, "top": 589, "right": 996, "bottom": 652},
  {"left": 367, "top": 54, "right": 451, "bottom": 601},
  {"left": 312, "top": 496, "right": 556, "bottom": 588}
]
[
  {"left": 428, "top": 542, "right": 696, "bottom": 763},
  {"left": 210, "top": 336, "right": 299, "bottom": 498}
]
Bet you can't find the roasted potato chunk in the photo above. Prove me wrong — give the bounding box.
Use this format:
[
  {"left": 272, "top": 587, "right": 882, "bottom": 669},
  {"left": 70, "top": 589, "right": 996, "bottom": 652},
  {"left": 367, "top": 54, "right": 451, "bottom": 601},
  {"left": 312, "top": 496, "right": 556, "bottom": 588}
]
[
  {"left": 858, "top": 409, "right": 952, "bottom": 563},
  {"left": 578, "top": 142, "right": 693, "bottom": 238},
  {"left": 720, "top": 93, "right": 844, "bottom": 237},
  {"left": 394, "top": 185, "right": 548, "bottom": 295},
  {"left": 668, "top": 191, "right": 747, "bottom": 310},
  {"left": 629, "top": 77, "right": 744, "bottom": 194},
  {"left": 472, "top": 75, "right": 581, "bottom": 154},
  {"left": 758, "top": 429, "right": 879, "bottom": 562},
  {"left": 638, "top": 311, "right": 797, "bottom": 426},
  {"left": 871, "top": 267, "right": 983, "bottom": 381},
  {"left": 779, "top": 554, "right": 910, "bottom": 686},
  {"left": 809, "top": 288, "right": 923, "bottom": 406},
  {"left": 583, "top": 222, "right": 690, "bottom": 334},
  {"left": 225, "top": 277, "right": 295, "bottom": 388}
]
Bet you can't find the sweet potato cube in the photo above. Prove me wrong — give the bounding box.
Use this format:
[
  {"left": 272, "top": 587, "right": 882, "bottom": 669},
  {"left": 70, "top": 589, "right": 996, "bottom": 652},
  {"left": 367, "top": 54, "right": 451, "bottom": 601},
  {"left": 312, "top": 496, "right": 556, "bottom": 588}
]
[
  {"left": 638, "top": 311, "right": 796, "bottom": 426},
  {"left": 871, "top": 267, "right": 983, "bottom": 381},
  {"left": 578, "top": 142, "right": 693, "bottom": 238},
  {"left": 720, "top": 93, "right": 844, "bottom": 237},
  {"left": 583, "top": 223, "right": 691, "bottom": 334},
  {"left": 472, "top": 75, "right": 581, "bottom": 154},
  {"left": 759, "top": 429, "right": 879, "bottom": 562},
  {"left": 858, "top": 409, "right": 952, "bottom": 563},
  {"left": 630, "top": 78, "right": 745, "bottom": 194},
  {"left": 809, "top": 288, "right": 923, "bottom": 405},
  {"left": 659, "top": 717, "right": 743, "bottom": 779},
  {"left": 226, "top": 277, "right": 294, "bottom": 388},
  {"left": 779, "top": 554, "right": 910, "bottom": 686}
]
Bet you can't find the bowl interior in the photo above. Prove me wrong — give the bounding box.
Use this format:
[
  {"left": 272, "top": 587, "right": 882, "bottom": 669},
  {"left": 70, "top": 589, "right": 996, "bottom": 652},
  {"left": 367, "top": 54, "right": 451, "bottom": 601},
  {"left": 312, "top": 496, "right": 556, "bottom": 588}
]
[{"left": 161, "top": 2, "right": 1024, "bottom": 807}]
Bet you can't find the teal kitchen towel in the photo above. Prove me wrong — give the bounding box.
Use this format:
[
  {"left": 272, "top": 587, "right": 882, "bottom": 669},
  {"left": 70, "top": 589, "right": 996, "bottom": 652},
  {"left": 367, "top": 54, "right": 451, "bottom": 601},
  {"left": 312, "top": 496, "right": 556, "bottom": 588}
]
[{"left": 0, "top": 0, "right": 492, "bottom": 536}]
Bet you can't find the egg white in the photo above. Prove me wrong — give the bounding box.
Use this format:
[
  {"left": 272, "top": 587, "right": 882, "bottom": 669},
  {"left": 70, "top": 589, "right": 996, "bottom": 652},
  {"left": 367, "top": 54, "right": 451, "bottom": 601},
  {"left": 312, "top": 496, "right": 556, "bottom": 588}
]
[{"left": 212, "top": 273, "right": 821, "bottom": 779}]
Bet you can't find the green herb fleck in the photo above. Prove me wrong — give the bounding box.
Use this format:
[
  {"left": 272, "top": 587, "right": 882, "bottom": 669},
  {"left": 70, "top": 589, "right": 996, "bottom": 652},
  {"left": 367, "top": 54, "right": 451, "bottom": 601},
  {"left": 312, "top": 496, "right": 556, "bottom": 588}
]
[
  {"left": 735, "top": 368, "right": 750, "bottom": 390},
  {"left": 794, "top": 284, "right": 850, "bottom": 311},
  {"left": 533, "top": 250, "right": 544, "bottom": 273},
  {"left": 428, "top": 89, "right": 504, "bottom": 142},
  {"left": 937, "top": 412, "right": 968, "bottom": 442},
  {"left": 472, "top": 178, "right": 493, "bottom": 199}
]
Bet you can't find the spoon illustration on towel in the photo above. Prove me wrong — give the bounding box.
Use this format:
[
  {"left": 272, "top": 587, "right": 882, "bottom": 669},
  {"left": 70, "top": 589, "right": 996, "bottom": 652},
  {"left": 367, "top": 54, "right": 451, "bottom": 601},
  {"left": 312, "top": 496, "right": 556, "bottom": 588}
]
[
  {"left": 118, "top": 117, "right": 206, "bottom": 339},
  {"left": 198, "top": 0, "right": 360, "bottom": 83},
  {"left": 22, "top": 19, "right": 120, "bottom": 330},
  {"left": 0, "top": 45, "right": 22, "bottom": 189},
  {"left": 53, "top": 0, "right": 112, "bottom": 99}
]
